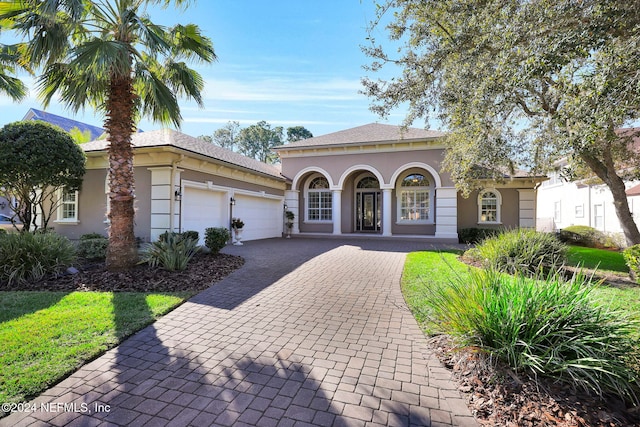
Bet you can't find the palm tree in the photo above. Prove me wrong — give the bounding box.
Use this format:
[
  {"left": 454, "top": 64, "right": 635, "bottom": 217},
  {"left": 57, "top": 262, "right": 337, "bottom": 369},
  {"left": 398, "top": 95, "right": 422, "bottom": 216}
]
[
  {"left": 1, "top": 0, "right": 216, "bottom": 270},
  {"left": 0, "top": 35, "right": 28, "bottom": 100}
]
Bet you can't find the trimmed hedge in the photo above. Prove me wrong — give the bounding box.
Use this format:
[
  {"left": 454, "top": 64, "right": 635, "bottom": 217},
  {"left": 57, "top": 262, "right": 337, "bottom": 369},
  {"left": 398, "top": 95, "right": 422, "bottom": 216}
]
[{"left": 205, "top": 227, "right": 230, "bottom": 254}]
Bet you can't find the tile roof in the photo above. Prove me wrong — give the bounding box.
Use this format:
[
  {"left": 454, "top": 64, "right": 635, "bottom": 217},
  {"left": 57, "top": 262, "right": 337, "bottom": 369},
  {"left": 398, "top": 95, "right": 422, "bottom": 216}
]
[
  {"left": 274, "top": 123, "right": 446, "bottom": 149},
  {"left": 23, "top": 108, "right": 105, "bottom": 140},
  {"left": 82, "top": 128, "right": 283, "bottom": 180},
  {"left": 626, "top": 183, "right": 640, "bottom": 196}
]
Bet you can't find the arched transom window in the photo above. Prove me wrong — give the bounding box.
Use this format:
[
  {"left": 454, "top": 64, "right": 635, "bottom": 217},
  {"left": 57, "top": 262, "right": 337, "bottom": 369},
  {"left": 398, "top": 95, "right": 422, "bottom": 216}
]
[
  {"left": 478, "top": 189, "right": 502, "bottom": 223},
  {"left": 397, "top": 173, "right": 433, "bottom": 223},
  {"left": 306, "top": 175, "right": 332, "bottom": 221},
  {"left": 357, "top": 176, "right": 379, "bottom": 189}
]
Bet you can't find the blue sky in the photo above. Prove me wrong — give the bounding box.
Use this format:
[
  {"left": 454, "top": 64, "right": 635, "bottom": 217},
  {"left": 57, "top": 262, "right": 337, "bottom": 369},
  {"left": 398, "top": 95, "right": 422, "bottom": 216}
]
[{"left": 0, "top": 0, "right": 420, "bottom": 139}]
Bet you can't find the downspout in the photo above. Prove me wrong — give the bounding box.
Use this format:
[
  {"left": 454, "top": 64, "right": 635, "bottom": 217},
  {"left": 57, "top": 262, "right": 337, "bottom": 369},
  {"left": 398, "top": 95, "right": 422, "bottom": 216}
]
[{"left": 170, "top": 155, "right": 184, "bottom": 233}]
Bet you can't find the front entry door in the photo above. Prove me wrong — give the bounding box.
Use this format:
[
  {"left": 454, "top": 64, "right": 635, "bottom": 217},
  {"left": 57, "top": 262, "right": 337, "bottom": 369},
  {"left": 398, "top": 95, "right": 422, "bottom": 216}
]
[{"left": 356, "top": 191, "right": 380, "bottom": 232}]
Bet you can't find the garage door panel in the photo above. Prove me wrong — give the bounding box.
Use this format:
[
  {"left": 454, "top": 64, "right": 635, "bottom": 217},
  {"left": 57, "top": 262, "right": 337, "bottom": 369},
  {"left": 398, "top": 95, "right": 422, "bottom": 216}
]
[
  {"left": 235, "top": 195, "right": 281, "bottom": 241},
  {"left": 182, "top": 187, "right": 226, "bottom": 245}
]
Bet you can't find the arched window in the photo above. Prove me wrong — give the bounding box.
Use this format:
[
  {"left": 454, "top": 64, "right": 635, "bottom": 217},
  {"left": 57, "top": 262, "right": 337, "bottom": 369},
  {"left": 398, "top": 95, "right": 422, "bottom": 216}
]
[
  {"left": 357, "top": 176, "right": 379, "bottom": 189},
  {"left": 306, "top": 175, "right": 332, "bottom": 221},
  {"left": 478, "top": 189, "right": 502, "bottom": 223},
  {"left": 397, "top": 173, "right": 433, "bottom": 223}
]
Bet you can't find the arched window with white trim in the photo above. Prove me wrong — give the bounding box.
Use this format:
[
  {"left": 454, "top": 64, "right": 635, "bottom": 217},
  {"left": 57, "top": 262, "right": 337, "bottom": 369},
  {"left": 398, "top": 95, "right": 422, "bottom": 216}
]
[
  {"left": 478, "top": 189, "right": 502, "bottom": 224},
  {"left": 397, "top": 173, "right": 433, "bottom": 223},
  {"left": 305, "top": 175, "right": 332, "bottom": 221}
]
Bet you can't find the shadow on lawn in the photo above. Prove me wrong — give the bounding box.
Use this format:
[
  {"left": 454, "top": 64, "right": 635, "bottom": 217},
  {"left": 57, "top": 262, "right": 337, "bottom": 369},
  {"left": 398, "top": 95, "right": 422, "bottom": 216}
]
[{"left": 0, "top": 291, "right": 69, "bottom": 324}]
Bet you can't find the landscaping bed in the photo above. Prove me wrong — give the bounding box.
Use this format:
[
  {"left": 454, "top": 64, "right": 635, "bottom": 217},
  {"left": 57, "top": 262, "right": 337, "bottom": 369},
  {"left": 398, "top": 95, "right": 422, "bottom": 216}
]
[{"left": 0, "top": 252, "right": 244, "bottom": 292}]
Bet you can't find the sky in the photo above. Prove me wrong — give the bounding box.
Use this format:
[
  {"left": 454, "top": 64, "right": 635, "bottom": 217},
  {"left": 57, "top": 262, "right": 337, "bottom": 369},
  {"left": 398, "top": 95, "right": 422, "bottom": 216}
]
[{"left": 0, "top": 0, "right": 422, "bottom": 139}]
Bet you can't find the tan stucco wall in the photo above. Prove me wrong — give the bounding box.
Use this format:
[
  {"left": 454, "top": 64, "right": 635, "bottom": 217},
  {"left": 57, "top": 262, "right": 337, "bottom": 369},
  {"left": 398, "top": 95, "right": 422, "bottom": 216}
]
[
  {"left": 281, "top": 149, "right": 453, "bottom": 188},
  {"left": 457, "top": 188, "right": 521, "bottom": 230},
  {"left": 54, "top": 168, "right": 152, "bottom": 242}
]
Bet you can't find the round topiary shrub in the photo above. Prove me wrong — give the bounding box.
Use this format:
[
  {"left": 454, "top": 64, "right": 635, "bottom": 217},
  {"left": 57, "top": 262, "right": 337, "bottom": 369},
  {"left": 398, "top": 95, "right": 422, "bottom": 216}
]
[
  {"left": 205, "top": 227, "right": 230, "bottom": 254},
  {"left": 623, "top": 244, "right": 640, "bottom": 283},
  {"left": 465, "top": 228, "right": 567, "bottom": 276}
]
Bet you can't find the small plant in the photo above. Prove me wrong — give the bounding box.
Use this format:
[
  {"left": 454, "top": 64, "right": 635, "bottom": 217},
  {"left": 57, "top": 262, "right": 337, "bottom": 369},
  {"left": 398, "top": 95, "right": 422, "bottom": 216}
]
[
  {"left": 140, "top": 232, "right": 199, "bottom": 271},
  {"left": 182, "top": 230, "right": 199, "bottom": 242},
  {"left": 0, "top": 232, "right": 76, "bottom": 284},
  {"left": 422, "top": 267, "right": 640, "bottom": 404},
  {"left": 623, "top": 244, "right": 640, "bottom": 283},
  {"left": 205, "top": 227, "right": 230, "bottom": 254},
  {"left": 465, "top": 228, "right": 566, "bottom": 276},
  {"left": 231, "top": 218, "right": 244, "bottom": 229},
  {"left": 77, "top": 236, "right": 109, "bottom": 261}
]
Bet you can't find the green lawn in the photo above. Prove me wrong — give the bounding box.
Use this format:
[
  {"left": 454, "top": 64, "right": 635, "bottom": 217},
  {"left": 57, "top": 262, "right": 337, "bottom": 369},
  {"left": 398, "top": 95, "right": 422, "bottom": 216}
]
[
  {"left": 566, "top": 245, "right": 629, "bottom": 273},
  {"left": 0, "top": 291, "right": 191, "bottom": 405},
  {"left": 402, "top": 250, "right": 640, "bottom": 339}
]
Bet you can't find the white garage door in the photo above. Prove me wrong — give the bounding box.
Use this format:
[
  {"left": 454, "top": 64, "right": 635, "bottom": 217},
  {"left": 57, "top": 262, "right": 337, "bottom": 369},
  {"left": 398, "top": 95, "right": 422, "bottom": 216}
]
[
  {"left": 181, "top": 187, "right": 227, "bottom": 245},
  {"left": 234, "top": 195, "right": 282, "bottom": 241}
]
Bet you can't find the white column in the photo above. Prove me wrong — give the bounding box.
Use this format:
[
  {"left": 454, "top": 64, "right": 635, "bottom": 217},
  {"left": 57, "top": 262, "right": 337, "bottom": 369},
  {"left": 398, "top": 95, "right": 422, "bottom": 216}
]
[
  {"left": 382, "top": 188, "right": 393, "bottom": 236},
  {"left": 284, "top": 190, "right": 300, "bottom": 235},
  {"left": 332, "top": 189, "right": 342, "bottom": 235},
  {"left": 518, "top": 189, "right": 536, "bottom": 228},
  {"left": 148, "top": 167, "right": 173, "bottom": 242},
  {"left": 435, "top": 187, "right": 458, "bottom": 240}
]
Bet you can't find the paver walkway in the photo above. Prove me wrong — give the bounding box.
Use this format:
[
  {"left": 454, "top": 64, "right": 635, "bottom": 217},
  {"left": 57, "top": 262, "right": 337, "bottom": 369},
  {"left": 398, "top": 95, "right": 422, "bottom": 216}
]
[{"left": 2, "top": 238, "right": 478, "bottom": 427}]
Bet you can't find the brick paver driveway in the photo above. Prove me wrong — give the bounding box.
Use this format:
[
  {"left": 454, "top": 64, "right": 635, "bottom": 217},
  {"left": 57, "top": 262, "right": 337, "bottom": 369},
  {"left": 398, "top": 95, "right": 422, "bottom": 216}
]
[{"left": 3, "top": 238, "right": 477, "bottom": 427}]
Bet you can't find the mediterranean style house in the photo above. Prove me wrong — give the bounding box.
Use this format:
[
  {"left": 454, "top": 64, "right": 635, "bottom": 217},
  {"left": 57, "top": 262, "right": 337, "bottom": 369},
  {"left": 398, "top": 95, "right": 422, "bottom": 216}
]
[{"left": 45, "top": 123, "right": 543, "bottom": 244}]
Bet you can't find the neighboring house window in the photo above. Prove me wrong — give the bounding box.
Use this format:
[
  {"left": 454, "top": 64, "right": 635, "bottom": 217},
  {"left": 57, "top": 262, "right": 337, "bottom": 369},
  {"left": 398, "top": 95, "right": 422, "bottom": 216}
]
[
  {"left": 478, "top": 189, "right": 501, "bottom": 223},
  {"left": 306, "top": 175, "right": 332, "bottom": 221},
  {"left": 554, "top": 201, "right": 561, "bottom": 223},
  {"left": 398, "top": 173, "right": 432, "bottom": 222},
  {"left": 57, "top": 188, "right": 79, "bottom": 223},
  {"left": 575, "top": 204, "right": 584, "bottom": 218},
  {"left": 594, "top": 204, "right": 604, "bottom": 229}
]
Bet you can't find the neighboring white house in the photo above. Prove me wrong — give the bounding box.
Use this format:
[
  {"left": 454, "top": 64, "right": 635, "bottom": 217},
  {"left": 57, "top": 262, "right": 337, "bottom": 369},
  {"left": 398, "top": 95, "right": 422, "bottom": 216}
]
[{"left": 537, "top": 167, "right": 640, "bottom": 239}]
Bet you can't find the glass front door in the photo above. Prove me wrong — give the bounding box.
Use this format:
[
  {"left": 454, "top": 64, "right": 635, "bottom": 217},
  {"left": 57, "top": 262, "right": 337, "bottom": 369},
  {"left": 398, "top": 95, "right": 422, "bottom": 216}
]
[{"left": 356, "top": 191, "right": 381, "bottom": 232}]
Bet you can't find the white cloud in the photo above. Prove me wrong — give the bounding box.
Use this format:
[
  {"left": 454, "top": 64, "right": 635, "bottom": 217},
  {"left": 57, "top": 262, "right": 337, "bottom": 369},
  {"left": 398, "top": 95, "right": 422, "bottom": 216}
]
[{"left": 201, "top": 76, "right": 363, "bottom": 103}]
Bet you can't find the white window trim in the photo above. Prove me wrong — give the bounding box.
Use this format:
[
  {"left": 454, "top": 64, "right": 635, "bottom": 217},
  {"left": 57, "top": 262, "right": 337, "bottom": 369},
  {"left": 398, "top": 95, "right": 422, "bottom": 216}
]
[
  {"left": 304, "top": 173, "right": 332, "bottom": 223},
  {"left": 55, "top": 188, "right": 80, "bottom": 225},
  {"left": 395, "top": 173, "right": 434, "bottom": 225},
  {"left": 477, "top": 188, "right": 502, "bottom": 224}
]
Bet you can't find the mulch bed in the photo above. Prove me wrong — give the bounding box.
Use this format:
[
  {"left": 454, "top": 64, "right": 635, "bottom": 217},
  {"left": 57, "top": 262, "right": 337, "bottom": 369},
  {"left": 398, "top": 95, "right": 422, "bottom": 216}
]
[{"left": 0, "top": 252, "right": 245, "bottom": 292}]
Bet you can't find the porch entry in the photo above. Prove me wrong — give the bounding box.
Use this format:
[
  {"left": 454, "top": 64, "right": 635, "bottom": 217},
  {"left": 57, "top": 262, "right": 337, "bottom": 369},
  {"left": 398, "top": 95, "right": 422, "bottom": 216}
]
[{"left": 355, "top": 176, "right": 381, "bottom": 232}]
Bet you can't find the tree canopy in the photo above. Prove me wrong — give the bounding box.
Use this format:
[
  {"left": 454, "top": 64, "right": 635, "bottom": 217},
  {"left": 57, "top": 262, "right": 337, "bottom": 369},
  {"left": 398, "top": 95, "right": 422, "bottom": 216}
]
[
  {"left": 363, "top": 0, "right": 640, "bottom": 245},
  {"left": 286, "top": 126, "right": 313, "bottom": 142},
  {"left": 0, "top": 121, "right": 86, "bottom": 231},
  {"left": 200, "top": 122, "right": 313, "bottom": 163}
]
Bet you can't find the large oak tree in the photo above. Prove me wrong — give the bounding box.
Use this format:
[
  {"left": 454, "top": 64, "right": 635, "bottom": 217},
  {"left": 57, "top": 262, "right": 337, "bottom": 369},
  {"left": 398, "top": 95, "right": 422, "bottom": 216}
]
[
  {"left": 1, "top": 0, "right": 216, "bottom": 269},
  {"left": 363, "top": 0, "right": 640, "bottom": 245}
]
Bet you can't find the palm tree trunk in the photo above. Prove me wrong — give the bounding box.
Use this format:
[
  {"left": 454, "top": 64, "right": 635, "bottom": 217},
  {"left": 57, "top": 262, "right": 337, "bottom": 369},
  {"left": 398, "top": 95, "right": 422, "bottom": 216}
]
[{"left": 105, "top": 74, "right": 137, "bottom": 270}]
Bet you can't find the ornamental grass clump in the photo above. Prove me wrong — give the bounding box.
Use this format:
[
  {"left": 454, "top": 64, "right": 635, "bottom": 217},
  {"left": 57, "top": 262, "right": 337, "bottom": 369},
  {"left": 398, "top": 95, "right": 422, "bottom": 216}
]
[
  {"left": 424, "top": 267, "right": 640, "bottom": 403},
  {"left": 466, "top": 228, "right": 566, "bottom": 276},
  {"left": 141, "top": 232, "right": 199, "bottom": 271},
  {"left": 0, "top": 232, "right": 76, "bottom": 285}
]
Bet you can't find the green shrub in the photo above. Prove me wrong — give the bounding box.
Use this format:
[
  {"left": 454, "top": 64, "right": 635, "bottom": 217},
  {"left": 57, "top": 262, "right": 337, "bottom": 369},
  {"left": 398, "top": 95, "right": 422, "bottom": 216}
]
[
  {"left": 80, "top": 232, "right": 105, "bottom": 240},
  {"left": 559, "top": 225, "right": 614, "bottom": 248},
  {"left": 458, "top": 227, "right": 501, "bottom": 244},
  {"left": 141, "top": 233, "right": 199, "bottom": 271},
  {"left": 623, "top": 244, "right": 640, "bottom": 283},
  {"left": 77, "top": 237, "right": 108, "bottom": 261},
  {"left": 423, "top": 268, "right": 640, "bottom": 403},
  {"left": 465, "top": 228, "right": 566, "bottom": 276},
  {"left": 0, "top": 232, "right": 76, "bottom": 285},
  {"left": 0, "top": 229, "right": 7, "bottom": 237},
  {"left": 205, "top": 227, "right": 230, "bottom": 254},
  {"left": 182, "top": 230, "right": 199, "bottom": 242}
]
